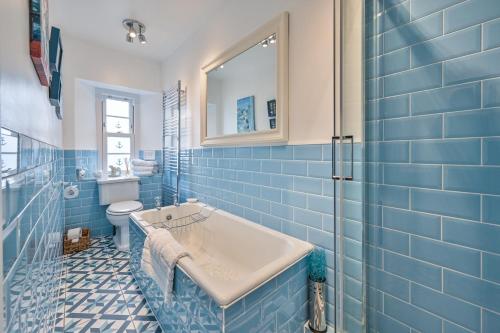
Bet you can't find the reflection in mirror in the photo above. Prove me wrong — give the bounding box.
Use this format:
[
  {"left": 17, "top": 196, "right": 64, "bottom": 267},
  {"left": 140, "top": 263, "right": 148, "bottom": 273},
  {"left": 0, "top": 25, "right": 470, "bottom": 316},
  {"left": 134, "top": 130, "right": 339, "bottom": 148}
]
[
  {"left": 206, "top": 34, "right": 277, "bottom": 137},
  {"left": 1, "top": 128, "right": 19, "bottom": 178}
]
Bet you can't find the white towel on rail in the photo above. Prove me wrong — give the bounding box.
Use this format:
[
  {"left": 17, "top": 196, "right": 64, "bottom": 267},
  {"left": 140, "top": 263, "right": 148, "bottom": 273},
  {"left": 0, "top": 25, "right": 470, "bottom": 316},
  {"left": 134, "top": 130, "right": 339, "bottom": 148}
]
[
  {"left": 132, "top": 164, "right": 157, "bottom": 176},
  {"left": 131, "top": 159, "right": 158, "bottom": 167},
  {"left": 141, "top": 229, "right": 190, "bottom": 303},
  {"left": 133, "top": 165, "right": 156, "bottom": 172},
  {"left": 133, "top": 171, "right": 154, "bottom": 177}
]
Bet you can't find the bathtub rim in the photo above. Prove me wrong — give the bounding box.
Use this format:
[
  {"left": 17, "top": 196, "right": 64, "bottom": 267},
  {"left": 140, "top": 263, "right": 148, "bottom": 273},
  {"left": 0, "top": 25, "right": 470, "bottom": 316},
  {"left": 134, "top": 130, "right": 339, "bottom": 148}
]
[{"left": 130, "top": 202, "right": 314, "bottom": 308}]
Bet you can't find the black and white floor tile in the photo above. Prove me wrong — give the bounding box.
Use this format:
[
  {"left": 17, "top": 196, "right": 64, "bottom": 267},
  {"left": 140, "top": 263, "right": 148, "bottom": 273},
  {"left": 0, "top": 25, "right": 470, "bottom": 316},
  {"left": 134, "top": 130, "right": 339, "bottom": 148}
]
[{"left": 55, "top": 237, "right": 162, "bottom": 332}]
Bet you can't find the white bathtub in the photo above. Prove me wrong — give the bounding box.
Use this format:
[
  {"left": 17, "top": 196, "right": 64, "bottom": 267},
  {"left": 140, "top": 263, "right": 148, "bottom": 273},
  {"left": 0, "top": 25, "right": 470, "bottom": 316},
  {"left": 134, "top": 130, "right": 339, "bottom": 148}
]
[{"left": 130, "top": 202, "right": 313, "bottom": 307}]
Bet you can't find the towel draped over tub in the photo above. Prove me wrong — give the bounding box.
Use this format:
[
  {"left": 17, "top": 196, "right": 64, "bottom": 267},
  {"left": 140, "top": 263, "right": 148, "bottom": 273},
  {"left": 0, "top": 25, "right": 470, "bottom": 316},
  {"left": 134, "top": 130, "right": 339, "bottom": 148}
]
[{"left": 141, "top": 228, "right": 190, "bottom": 303}]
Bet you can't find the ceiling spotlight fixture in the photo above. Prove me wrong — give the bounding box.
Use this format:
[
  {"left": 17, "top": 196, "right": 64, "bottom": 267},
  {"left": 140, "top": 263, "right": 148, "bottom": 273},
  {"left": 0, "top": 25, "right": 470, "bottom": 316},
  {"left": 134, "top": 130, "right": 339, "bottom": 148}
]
[
  {"left": 261, "top": 34, "right": 276, "bottom": 48},
  {"left": 129, "top": 27, "right": 137, "bottom": 39},
  {"left": 138, "top": 25, "right": 147, "bottom": 44},
  {"left": 219, "top": 65, "right": 224, "bottom": 69},
  {"left": 123, "top": 19, "right": 147, "bottom": 45}
]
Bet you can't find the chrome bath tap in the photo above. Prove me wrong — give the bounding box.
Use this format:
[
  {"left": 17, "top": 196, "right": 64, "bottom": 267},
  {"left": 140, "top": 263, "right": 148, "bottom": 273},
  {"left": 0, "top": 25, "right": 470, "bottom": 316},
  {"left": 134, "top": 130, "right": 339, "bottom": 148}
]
[
  {"left": 154, "top": 196, "right": 162, "bottom": 210},
  {"left": 173, "top": 195, "right": 180, "bottom": 207}
]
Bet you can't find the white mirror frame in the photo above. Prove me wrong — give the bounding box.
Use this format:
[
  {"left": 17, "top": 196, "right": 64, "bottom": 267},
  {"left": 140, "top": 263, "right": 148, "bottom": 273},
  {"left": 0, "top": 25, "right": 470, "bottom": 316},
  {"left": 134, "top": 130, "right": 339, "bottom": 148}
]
[{"left": 200, "top": 12, "right": 289, "bottom": 146}]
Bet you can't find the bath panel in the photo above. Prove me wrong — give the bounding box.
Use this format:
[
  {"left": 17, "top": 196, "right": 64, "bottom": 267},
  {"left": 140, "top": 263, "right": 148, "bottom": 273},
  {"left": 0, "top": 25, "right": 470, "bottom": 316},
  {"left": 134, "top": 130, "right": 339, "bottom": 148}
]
[{"left": 129, "top": 219, "right": 309, "bottom": 332}]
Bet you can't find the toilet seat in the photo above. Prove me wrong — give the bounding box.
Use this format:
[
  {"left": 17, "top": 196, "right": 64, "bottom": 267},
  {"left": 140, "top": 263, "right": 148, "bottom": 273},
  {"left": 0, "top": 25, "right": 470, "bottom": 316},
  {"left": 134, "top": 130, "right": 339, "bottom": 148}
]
[{"left": 106, "top": 200, "right": 143, "bottom": 216}]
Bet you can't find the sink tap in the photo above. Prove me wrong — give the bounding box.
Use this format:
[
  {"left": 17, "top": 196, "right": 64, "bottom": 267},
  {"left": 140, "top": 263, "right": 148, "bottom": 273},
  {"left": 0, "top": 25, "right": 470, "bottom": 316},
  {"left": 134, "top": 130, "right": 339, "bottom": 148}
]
[{"left": 154, "top": 196, "right": 162, "bottom": 210}]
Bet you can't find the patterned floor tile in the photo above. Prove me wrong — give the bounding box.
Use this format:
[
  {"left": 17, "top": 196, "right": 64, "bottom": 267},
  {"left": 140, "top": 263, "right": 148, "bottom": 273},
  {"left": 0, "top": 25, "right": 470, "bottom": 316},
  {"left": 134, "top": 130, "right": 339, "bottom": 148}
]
[
  {"left": 58, "top": 236, "right": 163, "bottom": 332},
  {"left": 133, "top": 319, "right": 163, "bottom": 333},
  {"left": 69, "top": 259, "right": 115, "bottom": 274},
  {"left": 66, "top": 272, "right": 116, "bottom": 290},
  {"left": 117, "top": 273, "right": 139, "bottom": 291}
]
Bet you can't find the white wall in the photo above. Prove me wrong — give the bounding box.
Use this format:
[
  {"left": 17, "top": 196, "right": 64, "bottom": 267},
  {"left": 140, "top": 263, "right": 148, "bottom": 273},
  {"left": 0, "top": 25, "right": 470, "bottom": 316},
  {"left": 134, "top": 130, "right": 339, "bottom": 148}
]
[
  {"left": 61, "top": 35, "right": 163, "bottom": 150},
  {"left": 0, "top": 0, "right": 63, "bottom": 147},
  {"left": 161, "top": 0, "right": 334, "bottom": 147},
  {"left": 138, "top": 93, "right": 163, "bottom": 151}
]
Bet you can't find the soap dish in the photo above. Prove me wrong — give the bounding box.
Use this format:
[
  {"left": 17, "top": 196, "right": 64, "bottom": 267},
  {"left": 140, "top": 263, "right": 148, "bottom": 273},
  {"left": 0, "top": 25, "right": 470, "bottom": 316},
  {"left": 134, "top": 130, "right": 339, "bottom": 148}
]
[{"left": 187, "top": 198, "right": 198, "bottom": 203}]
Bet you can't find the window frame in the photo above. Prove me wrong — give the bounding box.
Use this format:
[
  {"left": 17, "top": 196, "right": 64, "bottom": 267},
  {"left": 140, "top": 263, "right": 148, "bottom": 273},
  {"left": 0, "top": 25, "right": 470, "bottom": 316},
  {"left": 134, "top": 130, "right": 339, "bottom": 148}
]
[{"left": 97, "top": 93, "right": 136, "bottom": 172}]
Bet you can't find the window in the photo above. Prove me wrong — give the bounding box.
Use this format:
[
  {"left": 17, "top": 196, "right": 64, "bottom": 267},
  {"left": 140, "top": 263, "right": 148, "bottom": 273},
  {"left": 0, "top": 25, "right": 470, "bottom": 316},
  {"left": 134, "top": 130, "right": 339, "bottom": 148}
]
[{"left": 99, "top": 95, "right": 135, "bottom": 172}]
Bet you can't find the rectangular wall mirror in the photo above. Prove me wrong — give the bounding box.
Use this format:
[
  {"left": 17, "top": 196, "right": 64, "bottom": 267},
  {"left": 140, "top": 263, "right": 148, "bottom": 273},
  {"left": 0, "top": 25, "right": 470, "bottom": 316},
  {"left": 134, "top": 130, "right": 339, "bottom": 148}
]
[{"left": 200, "top": 12, "right": 289, "bottom": 146}]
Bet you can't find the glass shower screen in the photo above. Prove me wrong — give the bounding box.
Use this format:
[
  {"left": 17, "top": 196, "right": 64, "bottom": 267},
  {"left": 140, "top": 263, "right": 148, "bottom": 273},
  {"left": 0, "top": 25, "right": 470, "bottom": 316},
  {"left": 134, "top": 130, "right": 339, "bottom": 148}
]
[{"left": 333, "top": 0, "right": 365, "bottom": 332}]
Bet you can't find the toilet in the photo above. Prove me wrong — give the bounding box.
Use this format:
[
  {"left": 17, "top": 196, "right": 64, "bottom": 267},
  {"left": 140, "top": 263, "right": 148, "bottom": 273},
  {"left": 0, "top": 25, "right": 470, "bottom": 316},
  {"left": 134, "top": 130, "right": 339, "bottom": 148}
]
[{"left": 97, "top": 176, "right": 143, "bottom": 251}]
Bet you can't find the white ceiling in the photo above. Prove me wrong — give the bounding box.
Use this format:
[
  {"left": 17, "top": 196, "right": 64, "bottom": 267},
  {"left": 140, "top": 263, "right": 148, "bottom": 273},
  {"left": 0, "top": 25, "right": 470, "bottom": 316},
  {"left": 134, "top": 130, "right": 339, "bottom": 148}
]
[{"left": 49, "top": 0, "right": 227, "bottom": 61}]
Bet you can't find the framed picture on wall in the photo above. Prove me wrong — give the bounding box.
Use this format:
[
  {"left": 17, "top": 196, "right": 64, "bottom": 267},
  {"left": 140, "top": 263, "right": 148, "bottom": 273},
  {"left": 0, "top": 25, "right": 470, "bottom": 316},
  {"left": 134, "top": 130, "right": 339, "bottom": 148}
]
[
  {"left": 237, "top": 96, "right": 256, "bottom": 133},
  {"left": 49, "top": 26, "right": 63, "bottom": 116},
  {"left": 29, "top": 0, "right": 51, "bottom": 86},
  {"left": 269, "top": 118, "right": 276, "bottom": 129},
  {"left": 267, "top": 99, "right": 276, "bottom": 117}
]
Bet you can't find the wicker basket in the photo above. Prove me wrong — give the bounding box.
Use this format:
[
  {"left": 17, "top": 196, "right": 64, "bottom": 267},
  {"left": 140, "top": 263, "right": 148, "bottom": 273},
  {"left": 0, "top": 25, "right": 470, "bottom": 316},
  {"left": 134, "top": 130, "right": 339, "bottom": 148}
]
[{"left": 63, "top": 228, "right": 91, "bottom": 255}]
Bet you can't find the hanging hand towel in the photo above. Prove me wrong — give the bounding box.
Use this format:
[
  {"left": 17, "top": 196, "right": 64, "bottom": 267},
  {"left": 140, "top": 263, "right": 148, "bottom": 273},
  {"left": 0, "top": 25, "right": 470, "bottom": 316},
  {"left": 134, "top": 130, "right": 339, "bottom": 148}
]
[{"left": 141, "top": 229, "right": 190, "bottom": 303}]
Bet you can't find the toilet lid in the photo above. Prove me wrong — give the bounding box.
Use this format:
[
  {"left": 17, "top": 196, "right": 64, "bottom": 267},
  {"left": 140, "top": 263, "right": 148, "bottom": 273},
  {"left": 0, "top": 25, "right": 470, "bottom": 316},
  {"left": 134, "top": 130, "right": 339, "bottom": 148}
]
[{"left": 107, "top": 201, "right": 143, "bottom": 215}]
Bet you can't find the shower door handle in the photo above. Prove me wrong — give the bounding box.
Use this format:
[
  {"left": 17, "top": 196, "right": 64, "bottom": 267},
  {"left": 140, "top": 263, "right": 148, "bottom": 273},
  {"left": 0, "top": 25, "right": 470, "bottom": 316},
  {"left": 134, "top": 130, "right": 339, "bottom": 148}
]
[{"left": 331, "top": 135, "right": 354, "bottom": 181}]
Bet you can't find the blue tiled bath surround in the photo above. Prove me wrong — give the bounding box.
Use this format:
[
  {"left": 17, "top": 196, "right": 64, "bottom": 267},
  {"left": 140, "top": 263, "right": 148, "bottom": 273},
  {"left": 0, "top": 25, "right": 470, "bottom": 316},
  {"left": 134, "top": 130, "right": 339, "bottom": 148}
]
[{"left": 160, "top": 143, "right": 365, "bottom": 329}]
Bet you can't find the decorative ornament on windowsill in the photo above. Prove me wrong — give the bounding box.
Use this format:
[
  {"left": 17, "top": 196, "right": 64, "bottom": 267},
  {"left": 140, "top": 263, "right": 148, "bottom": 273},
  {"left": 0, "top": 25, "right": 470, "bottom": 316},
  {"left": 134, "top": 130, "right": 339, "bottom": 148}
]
[
  {"left": 308, "top": 248, "right": 327, "bottom": 333},
  {"left": 109, "top": 165, "right": 122, "bottom": 177}
]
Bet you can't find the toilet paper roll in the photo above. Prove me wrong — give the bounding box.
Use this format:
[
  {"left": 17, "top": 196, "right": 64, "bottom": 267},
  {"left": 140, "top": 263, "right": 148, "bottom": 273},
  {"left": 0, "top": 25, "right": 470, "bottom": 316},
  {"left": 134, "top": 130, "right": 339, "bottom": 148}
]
[
  {"left": 71, "top": 238, "right": 79, "bottom": 243},
  {"left": 64, "top": 185, "right": 79, "bottom": 199},
  {"left": 67, "top": 228, "right": 82, "bottom": 240}
]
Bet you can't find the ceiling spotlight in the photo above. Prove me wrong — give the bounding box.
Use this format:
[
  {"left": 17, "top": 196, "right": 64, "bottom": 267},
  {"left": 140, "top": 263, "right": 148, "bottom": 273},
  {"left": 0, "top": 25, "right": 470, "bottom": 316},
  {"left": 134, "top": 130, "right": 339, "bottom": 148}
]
[
  {"left": 128, "top": 27, "right": 137, "bottom": 39},
  {"left": 269, "top": 34, "right": 276, "bottom": 44},
  {"left": 219, "top": 65, "right": 224, "bottom": 69},
  {"left": 261, "top": 40, "right": 268, "bottom": 48},
  {"left": 123, "top": 19, "right": 147, "bottom": 45},
  {"left": 138, "top": 26, "right": 147, "bottom": 44}
]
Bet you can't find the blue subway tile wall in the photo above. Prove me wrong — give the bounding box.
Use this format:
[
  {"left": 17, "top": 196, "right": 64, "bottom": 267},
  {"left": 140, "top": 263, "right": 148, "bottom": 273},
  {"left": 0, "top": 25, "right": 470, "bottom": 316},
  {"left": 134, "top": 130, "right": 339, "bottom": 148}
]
[
  {"left": 366, "top": 1, "right": 500, "bottom": 332},
  {"left": 63, "top": 150, "right": 162, "bottom": 236},
  {"left": 2, "top": 132, "right": 64, "bottom": 332},
  {"left": 174, "top": 144, "right": 364, "bottom": 330}
]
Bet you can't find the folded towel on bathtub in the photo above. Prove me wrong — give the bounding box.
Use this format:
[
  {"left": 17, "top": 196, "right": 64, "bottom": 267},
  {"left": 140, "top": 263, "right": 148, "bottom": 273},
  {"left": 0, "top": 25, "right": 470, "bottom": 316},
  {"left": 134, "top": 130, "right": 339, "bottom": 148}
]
[{"left": 141, "top": 229, "right": 189, "bottom": 303}]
